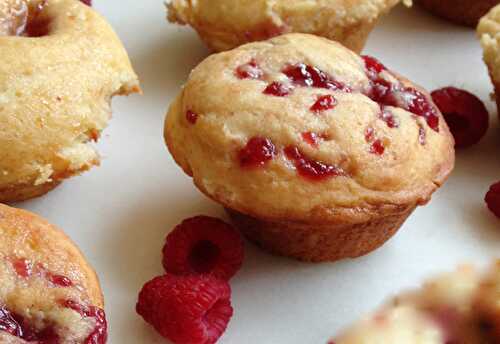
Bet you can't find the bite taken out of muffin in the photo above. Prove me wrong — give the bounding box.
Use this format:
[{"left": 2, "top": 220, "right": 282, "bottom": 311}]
[
  {"left": 0, "top": 0, "right": 140, "bottom": 203},
  {"left": 164, "top": 33, "right": 455, "bottom": 262}
]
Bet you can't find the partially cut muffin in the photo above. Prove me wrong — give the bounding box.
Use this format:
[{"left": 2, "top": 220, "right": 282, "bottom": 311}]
[{"left": 0, "top": 0, "right": 140, "bottom": 203}]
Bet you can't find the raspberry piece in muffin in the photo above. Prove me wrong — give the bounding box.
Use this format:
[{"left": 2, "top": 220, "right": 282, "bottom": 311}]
[
  {"left": 165, "top": 33, "right": 455, "bottom": 262},
  {"left": 0, "top": 204, "right": 107, "bottom": 343},
  {"left": 137, "top": 274, "right": 233, "bottom": 344},
  {"left": 162, "top": 216, "right": 244, "bottom": 280},
  {"left": 331, "top": 262, "right": 500, "bottom": 344},
  {"left": 166, "top": 0, "right": 401, "bottom": 53}
]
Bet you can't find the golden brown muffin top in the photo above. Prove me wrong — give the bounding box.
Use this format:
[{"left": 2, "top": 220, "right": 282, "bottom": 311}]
[
  {"left": 0, "top": 204, "right": 105, "bottom": 343},
  {"left": 165, "top": 34, "right": 454, "bottom": 224}
]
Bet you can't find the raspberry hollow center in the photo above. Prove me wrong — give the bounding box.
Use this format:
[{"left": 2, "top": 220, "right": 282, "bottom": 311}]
[{"left": 189, "top": 240, "right": 221, "bottom": 274}]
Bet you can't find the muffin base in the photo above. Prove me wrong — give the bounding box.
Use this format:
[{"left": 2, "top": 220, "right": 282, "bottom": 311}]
[
  {"left": 0, "top": 180, "right": 62, "bottom": 203},
  {"left": 418, "top": 0, "right": 499, "bottom": 27},
  {"left": 226, "top": 206, "right": 415, "bottom": 262}
]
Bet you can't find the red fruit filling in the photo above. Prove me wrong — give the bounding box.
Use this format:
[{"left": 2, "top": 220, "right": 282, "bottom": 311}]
[
  {"left": 302, "top": 132, "right": 322, "bottom": 147},
  {"left": 0, "top": 301, "right": 106, "bottom": 343},
  {"left": 311, "top": 95, "right": 337, "bottom": 113},
  {"left": 162, "top": 216, "right": 244, "bottom": 281},
  {"left": 282, "top": 63, "right": 351, "bottom": 92},
  {"left": 362, "top": 55, "right": 440, "bottom": 132},
  {"left": 239, "top": 137, "right": 276, "bottom": 168},
  {"left": 485, "top": 182, "right": 500, "bottom": 219},
  {"left": 136, "top": 274, "right": 233, "bottom": 344},
  {"left": 235, "top": 60, "right": 263, "bottom": 80},
  {"left": 365, "top": 127, "right": 375, "bottom": 142},
  {"left": 263, "top": 82, "right": 292, "bottom": 97},
  {"left": 186, "top": 110, "right": 198, "bottom": 124},
  {"left": 364, "top": 127, "right": 385, "bottom": 155},
  {"left": 10, "top": 257, "right": 32, "bottom": 278},
  {"left": 23, "top": 1, "right": 50, "bottom": 37},
  {"left": 0, "top": 307, "right": 22, "bottom": 338},
  {"left": 370, "top": 139, "right": 385, "bottom": 155},
  {"left": 430, "top": 87, "right": 489, "bottom": 148},
  {"left": 80, "top": 0, "right": 92, "bottom": 6},
  {"left": 284, "top": 146, "right": 345, "bottom": 181},
  {"left": 49, "top": 274, "right": 74, "bottom": 287},
  {"left": 63, "top": 300, "right": 107, "bottom": 344},
  {"left": 379, "top": 108, "right": 399, "bottom": 128}
]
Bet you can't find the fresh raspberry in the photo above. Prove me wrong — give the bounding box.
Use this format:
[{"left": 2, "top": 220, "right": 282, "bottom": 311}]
[
  {"left": 136, "top": 274, "right": 233, "bottom": 344},
  {"left": 485, "top": 182, "right": 500, "bottom": 219},
  {"left": 431, "top": 87, "right": 489, "bottom": 148},
  {"left": 163, "top": 216, "right": 244, "bottom": 280}
]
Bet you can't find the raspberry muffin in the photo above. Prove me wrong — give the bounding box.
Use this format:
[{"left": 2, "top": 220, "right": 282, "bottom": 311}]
[
  {"left": 0, "top": 0, "right": 140, "bottom": 203},
  {"left": 164, "top": 33, "right": 455, "bottom": 262},
  {"left": 331, "top": 262, "right": 500, "bottom": 343},
  {"left": 166, "top": 0, "right": 401, "bottom": 53},
  {"left": 478, "top": 4, "right": 500, "bottom": 118},
  {"left": 417, "top": 0, "right": 499, "bottom": 27},
  {"left": 0, "top": 204, "right": 107, "bottom": 343}
]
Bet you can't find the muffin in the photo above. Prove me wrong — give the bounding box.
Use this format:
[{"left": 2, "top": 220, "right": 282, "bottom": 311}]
[
  {"left": 478, "top": 4, "right": 500, "bottom": 118},
  {"left": 0, "top": 0, "right": 140, "bottom": 203},
  {"left": 166, "top": 0, "right": 402, "bottom": 53},
  {"left": 164, "top": 33, "right": 455, "bottom": 262},
  {"left": 417, "top": 0, "right": 499, "bottom": 27},
  {"left": 331, "top": 262, "right": 500, "bottom": 343},
  {"left": 0, "top": 203, "right": 107, "bottom": 343}
]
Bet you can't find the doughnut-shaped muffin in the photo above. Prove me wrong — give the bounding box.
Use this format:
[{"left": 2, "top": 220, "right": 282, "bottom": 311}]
[
  {"left": 478, "top": 4, "right": 500, "bottom": 119},
  {"left": 0, "top": 204, "right": 106, "bottom": 343},
  {"left": 166, "top": 0, "right": 401, "bottom": 53},
  {"left": 0, "top": 0, "right": 140, "bottom": 203},
  {"left": 164, "top": 33, "right": 455, "bottom": 262},
  {"left": 418, "top": 0, "right": 499, "bottom": 27},
  {"left": 331, "top": 262, "right": 500, "bottom": 343}
]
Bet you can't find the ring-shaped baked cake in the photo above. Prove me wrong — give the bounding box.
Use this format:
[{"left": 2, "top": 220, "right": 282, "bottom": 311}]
[{"left": 0, "top": 0, "right": 140, "bottom": 203}]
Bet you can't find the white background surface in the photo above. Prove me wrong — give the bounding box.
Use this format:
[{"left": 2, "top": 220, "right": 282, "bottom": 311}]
[{"left": 15, "top": 1, "right": 500, "bottom": 343}]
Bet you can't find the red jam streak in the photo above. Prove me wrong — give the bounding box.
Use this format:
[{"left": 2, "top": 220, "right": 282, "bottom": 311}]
[
  {"left": 63, "top": 300, "right": 107, "bottom": 344},
  {"left": 263, "top": 82, "right": 292, "bottom": 97},
  {"left": 362, "top": 55, "right": 439, "bottom": 132},
  {"left": 310, "top": 95, "right": 337, "bottom": 113},
  {"left": 49, "top": 274, "right": 74, "bottom": 287},
  {"left": 0, "top": 306, "right": 59, "bottom": 342},
  {"left": 282, "top": 63, "right": 351, "bottom": 92},
  {"left": 239, "top": 137, "right": 276, "bottom": 168},
  {"left": 365, "top": 127, "right": 385, "bottom": 155},
  {"left": 284, "top": 146, "right": 345, "bottom": 181},
  {"left": 186, "top": 110, "right": 198, "bottom": 124},
  {"left": 10, "top": 258, "right": 32, "bottom": 278},
  {"left": 379, "top": 108, "right": 399, "bottom": 128},
  {"left": 235, "top": 60, "right": 263, "bottom": 80},
  {"left": 370, "top": 139, "right": 385, "bottom": 155},
  {"left": 365, "top": 127, "right": 375, "bottom": 142},
  {"left": 302, "top": 132, "right": 321, "bottom": 147},
  {"left": 23, "top": 1, "right": 50, "bottom": 37}
]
